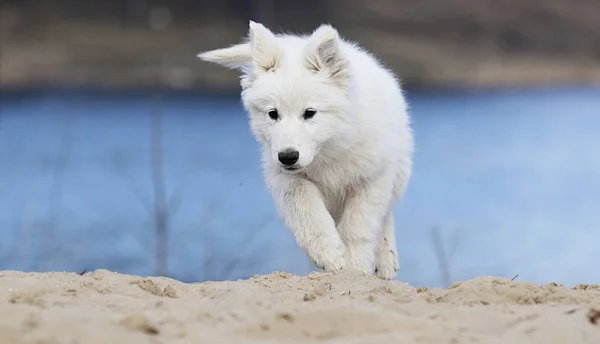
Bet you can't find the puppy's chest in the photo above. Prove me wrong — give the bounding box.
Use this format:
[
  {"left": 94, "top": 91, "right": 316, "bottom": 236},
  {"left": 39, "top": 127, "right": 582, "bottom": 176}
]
[
  {"left": 305, "top": 163, "right": 364, "bottom": 222},
  {"left": 313, "top": 179, "right": 358, "bottom": 223}
]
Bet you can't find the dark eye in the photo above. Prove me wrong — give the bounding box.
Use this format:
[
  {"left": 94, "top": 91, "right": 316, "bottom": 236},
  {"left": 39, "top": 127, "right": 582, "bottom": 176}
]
[
  {"left": 303, "top": 108, "right": 317, "bottom": 120},
  {"left": 268, "top": 109, "right": 279, "bottom": 120}
]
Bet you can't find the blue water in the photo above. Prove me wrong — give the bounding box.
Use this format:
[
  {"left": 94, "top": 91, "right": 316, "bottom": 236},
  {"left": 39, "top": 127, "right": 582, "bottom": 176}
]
[{"left": 0, "top": 87, "right": 599, "bottom": 287}]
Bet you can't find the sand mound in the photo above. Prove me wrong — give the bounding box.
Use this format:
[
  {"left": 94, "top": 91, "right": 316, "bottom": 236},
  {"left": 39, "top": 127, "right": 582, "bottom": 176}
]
[{"left": 0, "top": 269, "right": 598, "bottom": 343}]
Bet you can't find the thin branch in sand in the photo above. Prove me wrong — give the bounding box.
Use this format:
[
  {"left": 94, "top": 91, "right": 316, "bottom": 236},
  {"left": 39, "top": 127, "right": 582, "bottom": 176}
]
[
  {"left": 38, "top": 96, "right": 77, "bottom": 270},
  {"left": 200, "top": 198, "right": 219, "bottom": 279},
  {"left": 220, "top": 214, "right": 274, "bottom": 275},
  {"left": 430, "top": 226, "right": 452, "bottom": 288},
  {"left": 108, "top": 150, "right": 152, "bottom": 213},
  {"left": 166, "top": 161, "right": 195, "bottom": 217},
  {"left": 106, "top": 92, "right": 196, "bottom": 277},
  {"left": 199, "top": 197, "right": 274, "bottom": 281},
  {"left": 149, "top": 92, "right": 169, "bottom": 277},
  {"left": 18, "top": 197, "right": 33, "bottom": 269}
]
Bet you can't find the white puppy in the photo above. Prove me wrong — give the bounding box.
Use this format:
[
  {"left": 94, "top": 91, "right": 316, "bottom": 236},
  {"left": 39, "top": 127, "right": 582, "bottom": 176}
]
[{"left": 198, "top": 21, "right": 413, "bottom": 279}]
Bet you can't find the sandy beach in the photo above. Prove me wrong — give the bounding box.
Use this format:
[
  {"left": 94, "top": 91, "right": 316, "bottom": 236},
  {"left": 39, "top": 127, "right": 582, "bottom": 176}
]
[{"left": 0, "top": 269, "right": 598, "bottom": 343}]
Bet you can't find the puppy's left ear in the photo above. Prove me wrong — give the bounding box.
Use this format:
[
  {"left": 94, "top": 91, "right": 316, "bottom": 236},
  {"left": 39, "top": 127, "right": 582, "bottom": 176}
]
[
  {"left": 248, "top": 21, "right": 282, "bottom": 72},
  {"left": 197, "top": 21, "right": 281, "bottom": 72},
  {"left": 303, "top": 24, "right": 350, "bottom": 86}
]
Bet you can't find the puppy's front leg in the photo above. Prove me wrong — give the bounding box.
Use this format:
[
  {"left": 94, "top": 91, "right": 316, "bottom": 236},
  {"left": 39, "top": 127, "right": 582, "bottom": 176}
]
[
  {"left": 337, "top": 173, "right": 394, "bottom": 274},
  {"left": 273, "top": 176, "right": 346, "bottom": 272}
]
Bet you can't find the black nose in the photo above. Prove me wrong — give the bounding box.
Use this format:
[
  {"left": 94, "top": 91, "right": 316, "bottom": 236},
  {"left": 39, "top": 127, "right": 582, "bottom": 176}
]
[{"left": 278, "top": 149, "right": 300, "bottom": 166}]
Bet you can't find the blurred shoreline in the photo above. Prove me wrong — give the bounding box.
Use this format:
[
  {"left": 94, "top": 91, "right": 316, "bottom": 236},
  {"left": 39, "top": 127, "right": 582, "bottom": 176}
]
[{"left": 1, "top": 0, "right": 600, "bottom": 92}]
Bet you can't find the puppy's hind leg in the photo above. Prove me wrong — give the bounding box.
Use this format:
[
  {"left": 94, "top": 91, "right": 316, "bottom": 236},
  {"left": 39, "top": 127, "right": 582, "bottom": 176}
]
[{"left": 375, "top": 212, "right": 399, "bottom": 280}]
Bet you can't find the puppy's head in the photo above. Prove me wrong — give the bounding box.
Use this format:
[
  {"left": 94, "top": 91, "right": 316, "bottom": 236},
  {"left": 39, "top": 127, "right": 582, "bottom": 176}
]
[{"left": 198, "top": 22, "right": 355, "bottom": 173}]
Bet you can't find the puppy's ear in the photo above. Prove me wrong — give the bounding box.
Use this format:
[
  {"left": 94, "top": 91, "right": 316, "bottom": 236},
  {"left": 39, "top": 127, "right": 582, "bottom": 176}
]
[
  {"left": 303, "top": 24, "right": 349, "bottom": 85},
  {"left": 197, "top": 21, "right": 282, "bottom": 73},
  {"left": 197, "top": 43, "right": 251, "bottom": 70},
  {"left": 247, "top": 21, "right": 282, "bottom": 72}
]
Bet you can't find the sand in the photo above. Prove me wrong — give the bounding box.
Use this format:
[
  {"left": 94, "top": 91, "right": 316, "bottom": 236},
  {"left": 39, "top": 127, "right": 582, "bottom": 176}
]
[{"left": 0, "top": 269, "right": 599, "bottom": 344}]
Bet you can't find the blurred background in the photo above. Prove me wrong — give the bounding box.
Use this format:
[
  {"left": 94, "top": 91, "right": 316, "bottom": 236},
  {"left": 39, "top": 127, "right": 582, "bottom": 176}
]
[{"left": 1, "top": 0, "right": 599, "bottom": 288}]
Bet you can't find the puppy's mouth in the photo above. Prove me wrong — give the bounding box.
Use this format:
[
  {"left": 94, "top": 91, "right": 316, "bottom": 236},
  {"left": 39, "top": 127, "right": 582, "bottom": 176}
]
[{"left": 281, "top": 165, "right": 305, "bottom": 174}]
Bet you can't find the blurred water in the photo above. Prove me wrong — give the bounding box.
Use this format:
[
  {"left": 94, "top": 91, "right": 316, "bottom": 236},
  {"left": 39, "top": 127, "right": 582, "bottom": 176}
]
[{"left": 0, "top": 87, "right": 599, "bottom": 287}]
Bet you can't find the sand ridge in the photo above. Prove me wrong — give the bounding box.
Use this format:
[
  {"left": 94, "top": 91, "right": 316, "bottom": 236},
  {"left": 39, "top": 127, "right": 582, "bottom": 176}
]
[{"left": 0, "top": 269, "right": 599, "bottom": 343}]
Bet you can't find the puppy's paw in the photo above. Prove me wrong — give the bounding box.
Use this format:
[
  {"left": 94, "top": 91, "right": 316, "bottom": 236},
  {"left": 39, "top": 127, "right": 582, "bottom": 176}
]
[
  {"left": 308, "top": 238, "right": 346, "bottom": 272},
  {"left": 375, "top": 248, "right": 398, "bottom": 280}
]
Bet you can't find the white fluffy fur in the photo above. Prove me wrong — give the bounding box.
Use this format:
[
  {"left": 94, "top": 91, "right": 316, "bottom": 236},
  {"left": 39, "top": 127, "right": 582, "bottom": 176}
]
[{"left": 198, "top": 22, "right": 413, "bottom": 280}]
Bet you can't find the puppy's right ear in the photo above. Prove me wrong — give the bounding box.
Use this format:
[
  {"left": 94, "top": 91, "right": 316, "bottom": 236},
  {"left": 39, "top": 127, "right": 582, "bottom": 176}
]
[
  {"left": 303, "top": 24, "right": 349, "bottom": 87},
  {"left": 197, "top": 43, "right": 252, "bottom": 70}
]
